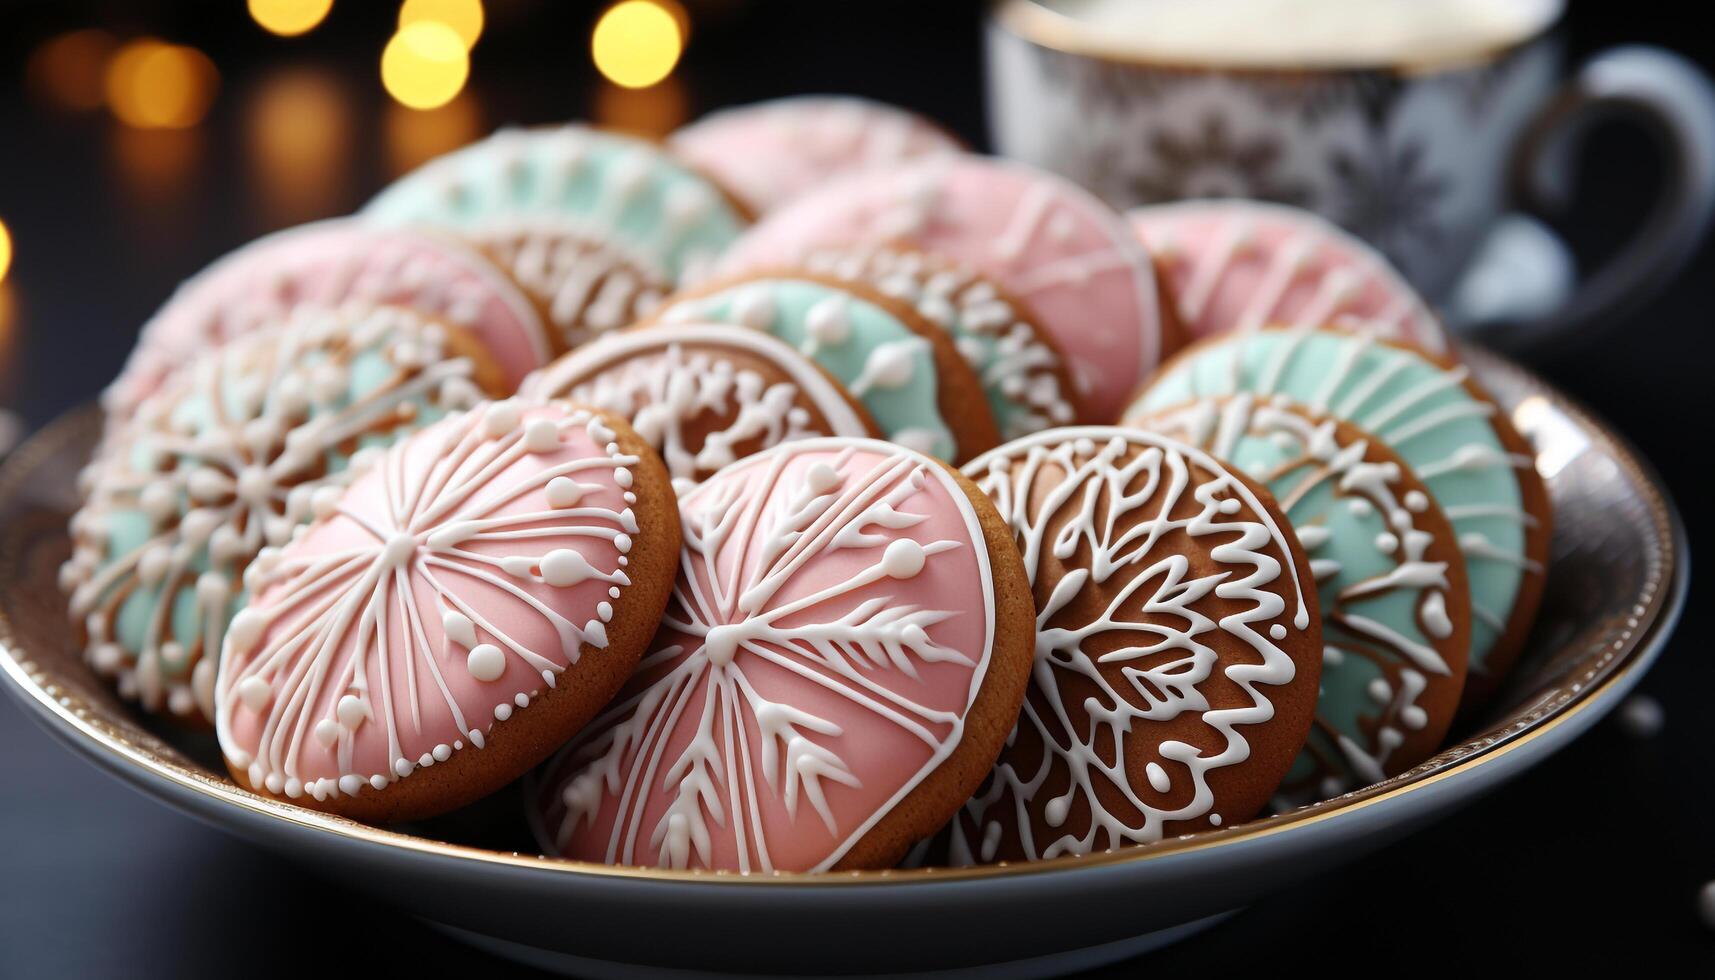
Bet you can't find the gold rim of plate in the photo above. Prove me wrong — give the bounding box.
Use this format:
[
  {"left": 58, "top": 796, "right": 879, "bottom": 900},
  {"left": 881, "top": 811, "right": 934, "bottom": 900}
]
[{"left": 0, "top": 348, "right": 1684, "bottom": 887}]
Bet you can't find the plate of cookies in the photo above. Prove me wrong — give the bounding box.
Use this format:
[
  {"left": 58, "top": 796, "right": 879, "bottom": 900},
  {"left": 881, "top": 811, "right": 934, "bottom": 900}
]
[{"left": 0, "top": 101, "right": 1687, "bottom": 979}]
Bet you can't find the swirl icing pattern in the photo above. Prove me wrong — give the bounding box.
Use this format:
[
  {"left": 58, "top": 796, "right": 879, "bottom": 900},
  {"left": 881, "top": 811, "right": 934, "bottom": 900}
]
[
  {"left": 63, "top": 305, "right": 489, "bottom": 722},
  {"left": 104, "top": 219, "right": 548, "bottom": 416},
  {"left": 536, "top": 439, "right": 1002, "bottom": 872},
  {"left": 948, "top": 427, "right": 1319, "bottom": 862},
  {"left": 1128, "top": 327, "right": 1550, "bottom": 706},
  {"left": 216, "top": 401, "right": 665, "bottom": 816},
  {"left": 1137, "top": 398, "right": 1472, "bottom": 800},
  {"left": 719, "top": 154, "right": 1164, "bottom": 421},
  {"left": 521, "top": 323, "right": 876, "bottom": 487}
]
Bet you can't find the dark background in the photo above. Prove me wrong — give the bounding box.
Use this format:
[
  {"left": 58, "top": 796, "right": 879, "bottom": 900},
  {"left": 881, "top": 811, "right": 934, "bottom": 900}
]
[{"left": 1, "top": 2, "right": 1711, "bottom": 976}]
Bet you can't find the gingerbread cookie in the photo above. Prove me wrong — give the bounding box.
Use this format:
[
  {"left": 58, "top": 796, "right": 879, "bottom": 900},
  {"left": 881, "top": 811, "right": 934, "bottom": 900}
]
[
  {"left": 475, "top": 227, "right": 670, "bottom": 352},
  {"left": 803, "top": 248, "right": 1082, "bottom": 439},
  {"left": 520, "top": 323, "right": 879, "bottom": 486},
  {"left": 719, "top": 154, "right": 1166, "bottom": 421},
  {"left": 1135, "top": 398, "right": 1471, "bottom": 800},
  {"left": 216, "top": 401, "right": 679, "bottom": 822},
  {"left": 63, "top": 304, "right": 497, "bottom": 723},
  {"left": 104, "top": 220, "right": 549, "bottom": 416},
  {"left": 945, "top": 428, "right": 1321, "bottom": 862},
  {"left": 651, "top": 271, "right": 999, "bottom": 463},
  {"left": 1129, "top": 200, "right": 1449, "bottom": 353},
  {"left": 667, "top": 96, "right": 963, "bottom": 215},
  {"left": 532, "top": 437, "right": 1034, "bottom": 871},
  {"left": 363, "top": 125, "right": 747, "bottom": 297},
  {"left": 1127, "top": 327, "right": 1550, "bottom": 710}
]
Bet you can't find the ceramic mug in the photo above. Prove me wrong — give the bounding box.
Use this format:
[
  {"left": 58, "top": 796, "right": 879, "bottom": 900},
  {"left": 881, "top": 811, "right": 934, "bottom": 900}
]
[{"left": 985, "top": 0, "right": 1715, "bottom": 350}]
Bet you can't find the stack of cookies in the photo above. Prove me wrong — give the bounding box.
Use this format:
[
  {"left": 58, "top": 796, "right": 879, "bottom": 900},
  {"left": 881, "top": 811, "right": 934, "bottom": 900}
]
[{"left": 61, "top": 96, "right": 1551, "bottom": 874}]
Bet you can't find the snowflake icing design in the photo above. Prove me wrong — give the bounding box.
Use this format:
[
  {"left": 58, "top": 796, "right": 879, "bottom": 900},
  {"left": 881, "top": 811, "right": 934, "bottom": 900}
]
[
  {"left": 63, "top": 305, "right": 484, "bottom": 721},
  {"left": 950, "top": 430, "right": 1311, "bottom": 863},
  {"left": 542, "top": 441, "right": 995, "bottom": 872},
  {"left": 216, "top": 402, "right": 640, "bottom": 803},
  {"left": 475, "top": 225, "right": 668, "bottom": 350}
]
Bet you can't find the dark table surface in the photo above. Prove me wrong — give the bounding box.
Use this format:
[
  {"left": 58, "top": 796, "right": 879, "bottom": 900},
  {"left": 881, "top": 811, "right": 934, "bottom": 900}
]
[{"left": 2, "top": 2, "right": 1712, "bottom": 976}]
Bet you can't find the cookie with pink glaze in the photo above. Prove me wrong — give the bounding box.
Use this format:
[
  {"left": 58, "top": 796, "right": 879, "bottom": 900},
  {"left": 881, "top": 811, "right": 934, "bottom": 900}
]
[
  {"left": 215, "top": 400, "right": 679, "bottom": 823},
  {"left": 1130, "top": 200, "right": 1449, "bottom": 354},
  {"left": 668, "top": 96, "right": 963, "bottom": 215},
  {"left": 532, "top": 437, "right": 1035, "bottom": 872},
  {"left": 719, "top": 154, "right": 1166, "bottom": 421},
  {"left": 105, "top": 219, "right": 550, "bottom": 416}
]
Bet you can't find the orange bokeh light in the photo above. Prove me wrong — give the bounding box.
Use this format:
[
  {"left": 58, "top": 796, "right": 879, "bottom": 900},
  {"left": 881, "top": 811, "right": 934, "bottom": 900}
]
[
  {"left": 27, "top": 29, "right": 119, "bottom": 111},
  {"left": 105, "top": 40, "right": 219, "bottom": 130}
]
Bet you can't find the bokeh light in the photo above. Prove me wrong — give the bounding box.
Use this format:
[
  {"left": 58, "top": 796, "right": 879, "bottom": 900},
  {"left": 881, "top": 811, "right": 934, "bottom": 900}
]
[
  {"left": 249, "top": 68, "right": 353, "bottom": 221},
  {"left": 399, "top": 0, "right": 485, "bottom": 49},
  {"left": 105, "top": 40, "right": 219, "bottom": 130},
  {"left": 382, "top": 21, "right": 470, "bottom": 110},
  {"left": 248, "top": 0, "right": 335, "bottom": 37},
  {"left": 594, "top": 75, "right": 687, "bottom": 139},
  {"left": 0, "top": 219, "right": 13, "bottom": 284},
  {"left": 385, "top": 92, "right": 481, "bottom": 176},
  {"left": 592, "top": 1, "right": 684, "bottom": 89},
  {"left": 26, "top": 29, "right": 118, "bottom": 111}
]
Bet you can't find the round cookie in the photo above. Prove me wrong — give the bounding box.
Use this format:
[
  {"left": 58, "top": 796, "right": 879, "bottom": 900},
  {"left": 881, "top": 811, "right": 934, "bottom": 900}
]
[
  {"left": 363, "top": 125, "right": 748, "bottom": 293},
  {"left": 105, "top": 219, "right": 549, "bottom": 416},
  {"left": 651, "top": 271, "right": 1000, "bottom": 463},
  {"left": 532, "top": 437, "right": 1035, "bottom": 872},
  {"left": 1126, "top": 327, "right": 1550, "bottom": 710},
  {"left": 62, "top": 304, "right": 497, "bottom": 723},
  {"left": 1135, "top": 398, "right": 1471, "bottom": 801},
  {"left": 215, "top": 400, "right": 680, "bottom": 823},
  {"left": 667, "top": 96, "right": 963, "bottom": 216},
  {"left": 521, "top": 323, "right": 880, "bottom": 487},
  {"left": 719, "top": 154, "right": 1166, "bottom": 421},
  {"left": 1130, "top": 200, "right": 1449, "bottom": 354},
  {"left": 476, "top": 226, "right": 671, "bottom": 352},
  {"left": 946, "top": 427, "right": 1322, "bottom": 863},
  {"left": 802, "top": 248, "right": 1083, "bottom": 439}
]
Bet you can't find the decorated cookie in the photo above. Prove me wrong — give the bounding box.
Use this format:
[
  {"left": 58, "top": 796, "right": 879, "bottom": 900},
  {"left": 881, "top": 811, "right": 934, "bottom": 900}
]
[
  {"left": 215, "top": 400, "right": 679, "bottom": 822},
  {"left": 1135, "top": 398, "right": 1471, "bottom": 800},
  {"left": 719, "top": 154, "right": 1166, "bottom": 421},
  {"left": 521, "top": 323, "right": 878, "bottom": 487},
  {"left": 667, "top": 96, "right": 963, "bottom": 215},
  {"left": 802, "top": 248, "right": 1082, "bottom": 439},
  {"left": 1129, "top": 200, "right": 1449, "bottom": 353},
  {"left": 1126, "top": 328, "right": 1550, "bottom": 710},
  {"left": 105, "top": 220, "right": 549, "bottom": 416},
  {"left": 363, "top": 125, "right": 748, "bottom": 298},
  {"left": 475, "top": 227, "right": 671, "bottom": 352},
  {"left": 651, "top": 271, "right": 1000, "bottom": 463},
  {"left": 532, "top": 437, "right": 1034, "bottom": 872},
  {"left": 945, "top": 427, "right": 1321, "bottom": 862},
  {"left": 62, "top": 304, "right": 498, "bottom": 723}
]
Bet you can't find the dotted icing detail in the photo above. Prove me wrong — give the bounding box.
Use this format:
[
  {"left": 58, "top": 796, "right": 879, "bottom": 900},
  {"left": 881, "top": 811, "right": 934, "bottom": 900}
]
[
  {"left": 363, "top": 125, "right": 747, "bottom": 287},
  {"left": 804, "top": 248, "right": 1077, "bottom": 439},
  {"left": 539, "top": 439, "right": 996, "bottom": 872},
  {"left": 658, "top": 277, "right": 958, "bottom": 461},
  {"left": 214, "top": 401, "right": 640, "bottom": 801},
  {"left": 62, "top": 305, "right": 485, "bottom": 722}
]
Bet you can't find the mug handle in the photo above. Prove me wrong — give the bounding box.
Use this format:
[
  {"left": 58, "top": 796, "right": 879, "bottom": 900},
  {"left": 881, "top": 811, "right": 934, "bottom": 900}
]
[{"left": 1467, "top": 46, "right": 1715, "bottom": 352}]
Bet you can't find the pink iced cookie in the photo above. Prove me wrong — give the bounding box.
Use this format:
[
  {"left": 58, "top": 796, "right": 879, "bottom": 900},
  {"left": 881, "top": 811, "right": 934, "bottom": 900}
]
[
  {"left": 1131, "top": 200, "right": 1449, "bottom": 354},
  {"left": 719, "top": 155, "right": 1165, "bottom": 421},
  {"left": 668, "top": 96, "right": 962, "bottom": 215},
  {"left": 533, "top": 437, "right": 1034, "bottom": 872},
  {"left": 106, "top": 219, "right": 550, "bottom": 415},
  {"left": 215, "top": 400, "right": 679, "bottom": 823}
]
